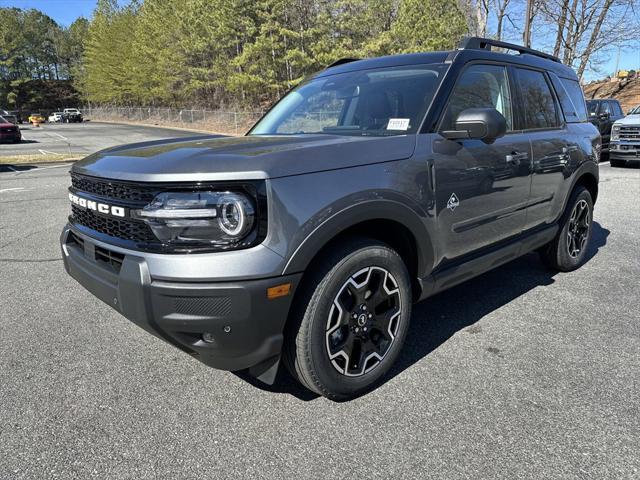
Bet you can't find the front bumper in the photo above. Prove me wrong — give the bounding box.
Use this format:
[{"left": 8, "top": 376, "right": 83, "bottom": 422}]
[
  {"left": 60, "top": 225, "right": 301, "bottom": 374},
  {"left": 609, "top": 143, "right": 640, "bottom": 161},
  {"left": 0, "top": 131, "right": 20, "bottom": 142}
]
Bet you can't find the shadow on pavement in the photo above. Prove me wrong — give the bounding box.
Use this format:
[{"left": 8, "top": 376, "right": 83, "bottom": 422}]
[
  {"left": 0, "top": 164, "right": 38, "bottom": 172},
  {"left": 238, "top": 222, "right": 609, "bottom": 401}
]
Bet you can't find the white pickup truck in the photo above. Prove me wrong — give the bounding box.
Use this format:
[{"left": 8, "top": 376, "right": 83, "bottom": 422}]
[{"left": 610, "top": 105, "right": 640, "bottom": 167}]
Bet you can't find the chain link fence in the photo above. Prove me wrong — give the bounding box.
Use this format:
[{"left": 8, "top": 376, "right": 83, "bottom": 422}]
[{"left": 82, "top": 106, "right": 264, "bottom": 135}]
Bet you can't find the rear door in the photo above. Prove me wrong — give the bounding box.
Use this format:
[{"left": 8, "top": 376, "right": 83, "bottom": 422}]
[
  {"left": 432, "top": 63, "right": 532, "bottom": 261},
  {"left": 513, "top": 67, "right": 577, "bottom": 229}
]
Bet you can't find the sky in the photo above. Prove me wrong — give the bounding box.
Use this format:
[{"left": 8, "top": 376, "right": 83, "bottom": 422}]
[
  {"left": 1, "top": 0, "right": 638, "bottom": 81},
  {"left": 0, "top": 0, "right": 97, "bottom": 26}
]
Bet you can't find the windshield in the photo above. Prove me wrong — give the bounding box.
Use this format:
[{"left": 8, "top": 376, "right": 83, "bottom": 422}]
[
  {"left": 630, "top": 105, "right": 640, "bottom": 115},
  {"left": 250, "top": 64, "right": 448, "bottom": 137},
  {"left": 586, "top": 100, "right": 599, "bottom": 115},
  {"left": 0, "top": 116, "right": 6, "bottom": 123}
]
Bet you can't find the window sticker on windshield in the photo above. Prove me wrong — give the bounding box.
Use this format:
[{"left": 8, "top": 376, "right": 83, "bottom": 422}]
[{"left": 387, "top": 118, "right": 410, "bottom": 130}]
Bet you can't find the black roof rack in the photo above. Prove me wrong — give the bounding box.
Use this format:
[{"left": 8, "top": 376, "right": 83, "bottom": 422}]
[
  {"left": 458, "top": 37, "right": 561, "bottom": 64},
  {"left": 327, "top": 58, "right": 360, "bottom": 68}
]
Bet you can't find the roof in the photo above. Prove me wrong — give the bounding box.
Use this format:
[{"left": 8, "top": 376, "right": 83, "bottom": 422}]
[{"left": 316, "top": 37, "right": 578, "bottom": 81}]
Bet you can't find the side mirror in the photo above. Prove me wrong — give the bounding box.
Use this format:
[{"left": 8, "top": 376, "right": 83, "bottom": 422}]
[
  {"left": 441, "top": 108, "right": 507, "bottom": 142},
  {"left": 599, "top": 111, "right": 610, "bottom": 120}
]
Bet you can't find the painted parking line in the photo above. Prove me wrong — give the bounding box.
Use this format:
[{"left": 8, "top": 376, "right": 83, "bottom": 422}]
[
  {"left": 40, "top": 130, "right": 70, "bottom": 143},
  {"left": 38, "top": 149, "right": 65, "bottom": 156},
  {"left": 51, "top": 132, "right": 69, "bottom": 141}
]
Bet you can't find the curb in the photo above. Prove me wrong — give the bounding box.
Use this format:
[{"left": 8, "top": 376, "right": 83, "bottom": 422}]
[{"left": 86, "top": 119, "right": 235, "bottom": 136}]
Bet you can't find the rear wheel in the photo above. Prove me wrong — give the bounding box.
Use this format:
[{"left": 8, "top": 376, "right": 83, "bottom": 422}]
[
  {"left": 540, "top": 186, "right": 593, "bottom": 271},
  {"left": 610, "top": 159, "right": 626, "bottom": 167},
  {"left": 285, "top": 237, "right": 412, "bottom": 400}
]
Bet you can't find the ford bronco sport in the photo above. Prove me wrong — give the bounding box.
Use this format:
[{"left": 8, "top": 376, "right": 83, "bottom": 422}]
[{"left": 61, "top": 38, "right": 600, "bottom": 400}]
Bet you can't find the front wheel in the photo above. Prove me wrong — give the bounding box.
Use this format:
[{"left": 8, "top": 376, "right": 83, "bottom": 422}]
[
  {"left": 285, "top": 238, "right": 412, "bottom": 400},
  {"left": 540, "top": 186, "right": 593, "bottom": 271}
]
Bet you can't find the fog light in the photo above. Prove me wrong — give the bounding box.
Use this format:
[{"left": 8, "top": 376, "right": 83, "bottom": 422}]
[{"left": 202, "top": 332, "right": 215, "bottom": 343}]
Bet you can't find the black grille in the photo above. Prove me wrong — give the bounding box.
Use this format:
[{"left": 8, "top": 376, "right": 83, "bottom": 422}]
[
  {"left": 173, "top": 296, "right": 233, "bottom": 317},
  {"left": 619, "top": 126, "right": 640, "bottom": 141},
  {"left": 68, "top": 230, "right": 85, "bottom": 248},
  {"left": 70, "top": 204, "right": 156, "bottom": 243},
  {"left": 95, "top": 245, "right": 125, "bottom": 271},
  {"left": 70, "top": 173, "right": 157, "bottom": 203}
]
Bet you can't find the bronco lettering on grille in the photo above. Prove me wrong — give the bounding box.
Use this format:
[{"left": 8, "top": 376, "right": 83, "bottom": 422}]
[{"left": 69, "top": 192, "right": 126, "bottom": 218}]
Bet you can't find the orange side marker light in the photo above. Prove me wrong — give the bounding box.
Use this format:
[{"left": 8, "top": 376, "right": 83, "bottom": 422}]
[{"left": 267, "top": 283, "right": 292, "bottom": 300}]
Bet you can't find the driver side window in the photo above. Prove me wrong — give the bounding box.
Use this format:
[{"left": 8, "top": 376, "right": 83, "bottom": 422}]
[{"left": 441, "top": 64, "right": 513, "bottom": 131}]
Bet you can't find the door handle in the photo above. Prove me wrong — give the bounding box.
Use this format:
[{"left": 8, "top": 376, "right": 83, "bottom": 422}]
[{"left": 506, "top": 152, "right": 528, "bottom": 164}]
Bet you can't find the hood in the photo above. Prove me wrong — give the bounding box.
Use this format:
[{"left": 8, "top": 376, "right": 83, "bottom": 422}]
[
  {"left": 614, "top": 114, "right": 640, "bottom": 127},
  {"left": 71, "top": 134, "right": 416, "bottom": 182}
]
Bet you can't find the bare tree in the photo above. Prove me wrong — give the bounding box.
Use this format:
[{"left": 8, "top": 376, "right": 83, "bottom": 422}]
[
  {"left": 458, "top": 0, "right": 489, "bottom": 36},
  {"left": 540, "top": 0, "right": 640, "bottom": 79},
  {"left": 552, "top": 0, "right": 570, "bottom": 56},
  {"left": 494, "top": 0, "right": 512, "bottom": 40}
]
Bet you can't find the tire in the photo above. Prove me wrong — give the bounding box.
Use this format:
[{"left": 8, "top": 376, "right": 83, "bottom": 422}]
[
  {"left": 539, "top": 186, "right": 593, "bottom": 272},
  {"left": 284, "top": 237, "right": 412, "bottom": 400},
  {"left": 610, "top": 159, "right": 626, "bottom": 168}
]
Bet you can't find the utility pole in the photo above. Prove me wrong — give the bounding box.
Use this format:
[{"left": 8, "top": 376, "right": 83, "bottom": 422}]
[
  {"left": 523, "top": 0, "right": 533, "bottom": 47},
  {"left": 613, "top": 46, "right": 621, "bottom": 78}
]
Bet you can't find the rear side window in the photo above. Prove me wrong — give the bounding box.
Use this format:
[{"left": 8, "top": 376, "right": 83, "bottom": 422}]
[
  {"left": 514, "top": 68, "right": 560, "bottom": 129},
  {"left": 550, "top": 74, "right": 588, "bottom": 122}
]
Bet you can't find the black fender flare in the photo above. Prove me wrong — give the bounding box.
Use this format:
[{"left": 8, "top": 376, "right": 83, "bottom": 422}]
[
  {"left": 281, "top": 199, "right": 435, "bottom": 278},
  {"left": 560, "top": 161, "right": 599, "bottom": 217}
]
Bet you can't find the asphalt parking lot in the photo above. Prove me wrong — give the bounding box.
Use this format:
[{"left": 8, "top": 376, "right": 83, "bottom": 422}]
[
  {"left": 0, "top": 161, "right": 638, "bottom": 479},
  {"left": 0, "top": 122, "right": 207, "bottom": 158}
]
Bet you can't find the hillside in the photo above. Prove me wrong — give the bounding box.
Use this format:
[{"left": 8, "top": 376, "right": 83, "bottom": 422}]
[{"left": 583, "top": 78, "right": 640, "bottom": 112}]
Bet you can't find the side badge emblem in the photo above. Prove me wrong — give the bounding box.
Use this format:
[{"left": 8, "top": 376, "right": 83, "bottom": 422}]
[{"left": 447, "top": 193, "right": 460, "bottom": 211}]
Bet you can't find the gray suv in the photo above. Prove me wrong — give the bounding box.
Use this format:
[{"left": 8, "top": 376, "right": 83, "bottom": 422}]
[{"left": 61, "top": 38, "right": 600, "bottom": 400}]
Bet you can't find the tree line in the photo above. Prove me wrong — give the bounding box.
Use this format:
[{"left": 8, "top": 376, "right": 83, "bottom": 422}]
[
  {"left": 1, "top": 0, "right": 638, "bottom": 111},
  {"left": 79, "top": 0, "right": 468, "bottom": 108},
  {"left": 0, "top": 8, "right": 87, "bottom": 109}
]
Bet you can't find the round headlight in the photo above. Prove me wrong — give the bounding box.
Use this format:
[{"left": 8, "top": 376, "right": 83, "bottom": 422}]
[{"left": 219, "top": 197, "right": 247, "bottom": 237}]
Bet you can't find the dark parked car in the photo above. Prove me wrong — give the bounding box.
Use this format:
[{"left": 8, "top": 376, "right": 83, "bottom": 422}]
[
  {"left": 62, "top": 108, "right": 83, "bottom": 123},
  {"left": 586, "top": 98, "right": 624, "bottom": 155},
  {"left": 61, "top": 38, "right": 600, "bottom": 400},
  {"left": 0, "top": 116, "right": 21, "bottom": 143}
]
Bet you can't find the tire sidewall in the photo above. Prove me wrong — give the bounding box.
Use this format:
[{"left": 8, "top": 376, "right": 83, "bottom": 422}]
[
  {"left": 302, "top": 244, "right": 412, "bottom": 398},
  {"left": 556, "top": 188, "right": 593, "bottom": 270}
]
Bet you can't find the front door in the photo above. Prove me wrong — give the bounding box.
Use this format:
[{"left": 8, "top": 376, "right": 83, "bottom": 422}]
[{"left": 432, "top": 63, "right": 532, "bottom": 262}]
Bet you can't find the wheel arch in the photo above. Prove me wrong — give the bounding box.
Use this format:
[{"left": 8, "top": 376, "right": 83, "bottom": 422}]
[
  {"left": 574, "top": 170, "right": 598, "bottom": 205},
  {"left": 282, "top": 200, "right": 434, "bottom": 300},
  {"left": 554, "top": 162, "right": 599, "bottom": 224}
]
